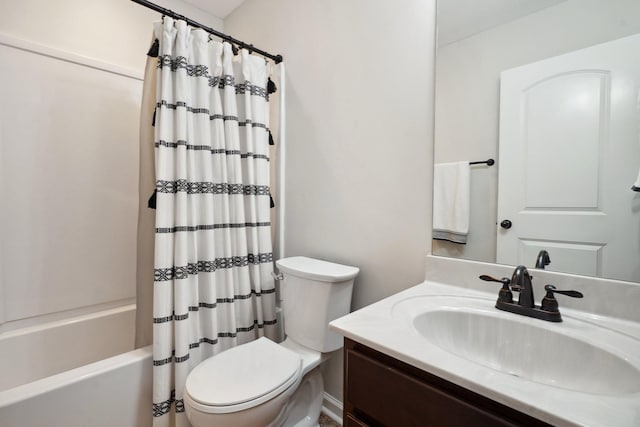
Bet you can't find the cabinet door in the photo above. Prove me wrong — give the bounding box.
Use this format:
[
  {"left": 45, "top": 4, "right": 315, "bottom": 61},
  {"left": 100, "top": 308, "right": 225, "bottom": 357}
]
[
  {"left": 346, "top": 348, "right": 521, "bottom": 427},
  {"left": 345, "top": 414, "right": 369, "bottom": 427}
]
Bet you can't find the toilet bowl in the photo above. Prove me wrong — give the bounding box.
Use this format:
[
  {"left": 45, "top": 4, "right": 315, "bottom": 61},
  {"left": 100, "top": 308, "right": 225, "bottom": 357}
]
[{"left": 184, "top": 257, "right": 359, "bottom": 427}]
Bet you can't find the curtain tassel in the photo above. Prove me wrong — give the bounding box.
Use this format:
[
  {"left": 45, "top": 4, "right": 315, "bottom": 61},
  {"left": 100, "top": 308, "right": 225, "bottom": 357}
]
[
  {"left": 270, "top": 194, "right": 275, "bottom": 208},
  {"left": 267, "top": 78, "right": 277, "bottom": 94},
  {"left": 148, "top": 189, "right": 157, "bottom": 209},
  {"left": 269, "top": 130, "right": 275, "bottom": 146},
  {"left": 147, "top": 39, "right": 159, "bottom": 58}
]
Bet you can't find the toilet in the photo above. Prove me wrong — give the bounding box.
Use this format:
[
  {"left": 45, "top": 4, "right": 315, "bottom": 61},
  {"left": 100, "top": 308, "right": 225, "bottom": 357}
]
[{"left": 183, "top": 256, "right": 359, "bottom": 427}]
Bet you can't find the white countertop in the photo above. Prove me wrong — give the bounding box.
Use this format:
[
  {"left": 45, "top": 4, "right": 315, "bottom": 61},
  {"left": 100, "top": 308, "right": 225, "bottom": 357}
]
[{"left": 330, "top": 280, "right": 640, "bottom": 427}]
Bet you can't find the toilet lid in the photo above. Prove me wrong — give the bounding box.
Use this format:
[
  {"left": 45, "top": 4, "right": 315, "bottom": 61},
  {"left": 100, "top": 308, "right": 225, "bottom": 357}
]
[{"left": 185, "top": 337, "right": 302, "bottom": 411}]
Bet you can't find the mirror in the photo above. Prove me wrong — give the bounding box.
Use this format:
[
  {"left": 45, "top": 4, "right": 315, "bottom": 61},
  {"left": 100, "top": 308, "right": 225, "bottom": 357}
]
[{"left": 433, "top": 0, "right": 640, "bottom": 283}]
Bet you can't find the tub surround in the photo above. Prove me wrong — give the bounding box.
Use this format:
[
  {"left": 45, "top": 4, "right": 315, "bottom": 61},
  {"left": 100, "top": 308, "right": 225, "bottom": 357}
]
[{"left": 330, "top": 255, "right": 640, "bottom": 427}]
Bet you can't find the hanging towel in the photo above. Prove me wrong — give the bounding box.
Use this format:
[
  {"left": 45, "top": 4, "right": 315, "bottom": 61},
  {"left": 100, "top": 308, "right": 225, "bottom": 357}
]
[{"left": 432, "top": 161, "right": 470, "bottom": 244}]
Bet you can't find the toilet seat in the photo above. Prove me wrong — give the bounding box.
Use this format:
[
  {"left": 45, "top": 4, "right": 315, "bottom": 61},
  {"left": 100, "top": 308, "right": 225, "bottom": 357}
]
[{"left": 185, "top": 337, "right": 302, "bottom": 414}]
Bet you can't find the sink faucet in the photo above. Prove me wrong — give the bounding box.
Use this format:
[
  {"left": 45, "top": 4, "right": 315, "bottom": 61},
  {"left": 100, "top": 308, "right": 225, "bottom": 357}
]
[
  {"left": 479, "top": 265, "right": 583, "bottom": 322},
  {"left": 535, "top": 250, "right": 551, "bottom": 269},
  {"left": 510, "top": 265, "right": 534, "bottom": 308}
]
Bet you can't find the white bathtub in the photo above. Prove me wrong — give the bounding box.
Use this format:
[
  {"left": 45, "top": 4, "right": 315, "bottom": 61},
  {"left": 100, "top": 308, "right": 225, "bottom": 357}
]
[{"left": 0, "top": 305, "right": 152, "bottom": 427}]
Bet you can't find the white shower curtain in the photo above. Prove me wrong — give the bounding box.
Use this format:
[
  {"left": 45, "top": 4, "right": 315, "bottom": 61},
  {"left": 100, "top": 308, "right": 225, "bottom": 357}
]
[{"left": 144, "top": 18, "right": 278, "bottom": 427}]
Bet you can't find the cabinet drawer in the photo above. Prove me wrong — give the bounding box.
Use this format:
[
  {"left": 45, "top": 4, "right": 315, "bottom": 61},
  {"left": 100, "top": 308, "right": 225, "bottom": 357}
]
[{"left": 346, "top": 348, "right": 519, "bottom": 427}]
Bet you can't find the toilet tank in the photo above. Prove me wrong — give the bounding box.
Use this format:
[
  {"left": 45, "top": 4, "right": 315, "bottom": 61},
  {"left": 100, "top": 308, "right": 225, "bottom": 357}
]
[{"left": 276, "top": 257, "right": 359, "bottom": 352}]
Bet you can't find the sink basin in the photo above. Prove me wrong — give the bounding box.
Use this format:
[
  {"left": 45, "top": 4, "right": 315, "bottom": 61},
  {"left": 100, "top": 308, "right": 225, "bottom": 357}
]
[{"left": 392, "top": 296, "right": 640, "bottom": 396}]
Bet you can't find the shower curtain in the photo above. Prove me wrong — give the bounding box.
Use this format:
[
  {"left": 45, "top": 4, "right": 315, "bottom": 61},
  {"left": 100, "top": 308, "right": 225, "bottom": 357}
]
[{"left": 140, "top": 18, "right": 279, "bottom": 427}]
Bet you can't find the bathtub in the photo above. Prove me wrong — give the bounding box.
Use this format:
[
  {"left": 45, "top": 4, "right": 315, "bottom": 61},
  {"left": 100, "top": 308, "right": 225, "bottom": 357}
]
[{"left": 0, "top": 305, "right": 152, "bottom": 427}]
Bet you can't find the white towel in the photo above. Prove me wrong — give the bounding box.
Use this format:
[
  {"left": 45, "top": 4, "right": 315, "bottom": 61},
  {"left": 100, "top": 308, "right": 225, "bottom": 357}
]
[{"left": 432, "top": 161, "right": 470, "bottom": 244}]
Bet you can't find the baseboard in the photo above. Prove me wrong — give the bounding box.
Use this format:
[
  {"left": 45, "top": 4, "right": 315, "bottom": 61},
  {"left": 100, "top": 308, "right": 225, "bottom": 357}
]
[{"left": 321, "top": 392, "right": 343, "bottom": 425}]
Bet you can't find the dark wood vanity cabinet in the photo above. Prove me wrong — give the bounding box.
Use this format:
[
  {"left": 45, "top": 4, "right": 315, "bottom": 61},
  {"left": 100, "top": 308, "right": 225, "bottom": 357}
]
[{"left": 343, "top": 339, "right": 551, "bottom": 427}]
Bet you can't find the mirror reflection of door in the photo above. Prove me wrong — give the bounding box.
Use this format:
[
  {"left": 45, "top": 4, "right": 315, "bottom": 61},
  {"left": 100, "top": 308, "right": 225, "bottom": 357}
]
[{"left": 497, "top": 34, "right": 640, "bottom": 282}]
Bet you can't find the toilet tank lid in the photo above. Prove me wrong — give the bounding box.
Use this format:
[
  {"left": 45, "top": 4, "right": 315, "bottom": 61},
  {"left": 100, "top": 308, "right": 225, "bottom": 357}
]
[{"left": 276, "top": 256, "right": 359, "bottom": 282}]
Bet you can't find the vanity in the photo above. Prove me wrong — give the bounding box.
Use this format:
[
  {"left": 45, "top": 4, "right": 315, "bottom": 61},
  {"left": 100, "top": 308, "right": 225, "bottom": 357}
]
[
  {"left": 330, "top": 256, "right": 640, "bottom": 427},
  {"left": 342, "top": 338, "right": 549, "bottom": 427}
]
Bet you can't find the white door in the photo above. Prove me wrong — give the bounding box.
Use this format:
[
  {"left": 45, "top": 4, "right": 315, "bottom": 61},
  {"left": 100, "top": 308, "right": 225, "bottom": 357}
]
[{"left": 497, "top": 33, "right": 640, "bottom": 282}]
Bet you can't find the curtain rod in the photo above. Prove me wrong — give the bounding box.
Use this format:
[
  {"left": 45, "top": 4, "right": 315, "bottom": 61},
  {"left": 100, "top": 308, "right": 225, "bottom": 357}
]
[{"left": 130, "top": 0, "right": 283, "bottom": 64}]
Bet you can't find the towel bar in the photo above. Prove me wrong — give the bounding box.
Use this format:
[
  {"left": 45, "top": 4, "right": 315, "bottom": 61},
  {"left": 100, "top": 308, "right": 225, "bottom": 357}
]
[{"left": 470, "top": 159, "right": 495, "bottom": 166}]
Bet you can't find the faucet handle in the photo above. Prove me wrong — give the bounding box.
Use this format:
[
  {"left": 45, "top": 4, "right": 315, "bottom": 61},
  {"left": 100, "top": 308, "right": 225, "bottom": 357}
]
[
  {"left": 479, "top": 275, "right": 513, "bottom": 303},
  {"left": 543, "top": 284, "right": 583, "bottom": 298},
  {"left": 541, "top": 285, "right": 583, "bottom": 312},
  {"left": 479, "top": 275, "right": 510, "bottom": 285}
]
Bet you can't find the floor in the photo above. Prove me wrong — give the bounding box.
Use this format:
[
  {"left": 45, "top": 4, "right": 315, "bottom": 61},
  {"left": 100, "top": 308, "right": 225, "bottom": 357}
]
[{"left": 319, "top": 413, "right": 341, "bottom": 427}]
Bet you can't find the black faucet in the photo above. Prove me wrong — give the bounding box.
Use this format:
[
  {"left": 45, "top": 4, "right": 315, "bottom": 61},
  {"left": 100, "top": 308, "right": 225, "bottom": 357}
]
[
  {"left": 535, "top": 250, "right": 551, "bottom": 269},
  {"left": 510, "top": 265, "right": 534, "bottom": 308},
  {"left": 479, "top": 265, "right": 583, "bottom": 322}
]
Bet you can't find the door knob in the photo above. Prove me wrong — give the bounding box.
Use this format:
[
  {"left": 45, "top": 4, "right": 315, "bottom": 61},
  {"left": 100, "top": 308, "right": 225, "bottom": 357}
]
[{"left": 500, "top": 219, "right": 512, "bottom": 229}]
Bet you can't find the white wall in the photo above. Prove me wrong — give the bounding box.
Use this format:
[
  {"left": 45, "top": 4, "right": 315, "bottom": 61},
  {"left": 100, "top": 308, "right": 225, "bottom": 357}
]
[
  {"left": 0, "top": 0, "right": 222, "bottom": 72},
  {"left": 0, "top": 0, "right": 221, "bottom": 331},
  {"left": 433, "top": 0, "right": 640, "bottom": 262},
  {"left": 225, "top": 0, "right": 436, "bottom": 405}
]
